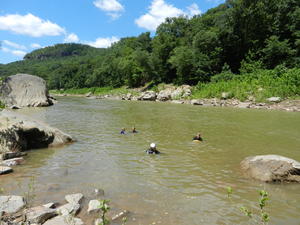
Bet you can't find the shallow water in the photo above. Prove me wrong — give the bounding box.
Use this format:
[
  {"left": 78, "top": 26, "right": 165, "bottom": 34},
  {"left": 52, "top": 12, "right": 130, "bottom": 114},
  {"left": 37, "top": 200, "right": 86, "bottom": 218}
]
[{"left": 1, "top": 97, "right": 300, "bottom": 225}]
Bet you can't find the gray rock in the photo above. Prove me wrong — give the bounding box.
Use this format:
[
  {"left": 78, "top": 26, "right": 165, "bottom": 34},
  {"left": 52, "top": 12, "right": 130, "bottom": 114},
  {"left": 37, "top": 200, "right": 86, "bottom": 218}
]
[
  {"left": 87, "top": 200, "right": 100, "bottom": 214},
  {"left": 94, "top": 188, "right": 104, "bottom": 197},
  {"left": 57, "top": 203, "right": 80, "bottom": 216},
  {"left": 0, "top": 157, "right": 24, "bottom": 166},
  {"left": 65, "top": 193, "right": 84, "bottom": 205},
  {"left": 240, "top": 155, "right": 300, "bottom": 182},
  {"left": 0, "top": 196, "right": 26, "bottom": 214},
  {"left": 25, "top": 206, "right": 57, "bottom": 224},
  {"left": 0, "top": 166, "right": 13, "bottom": 175},
  {"left": 171, "top": 100, "right": 184, "bottom": 104},
  {"left": 0, "top": 110, "right": 73, "bottom": 154},
  {"left": 43, "top": 215, "right": 84, "bottom": 225},
  {"left": 157, "top": 90, "right": 172, "bottom": 101},
  {"left": 237, "top": 102, "right": 251, "bottom": 108},
  {"left": 141, "top": 91, "right": 156, "bottom": 101},
  {"left": 170, "top": 88, "right": 183, "bottom": 100},
  {"left": 190, "top": 99, "right": 203, "bottom": 105},
  {"left": 0, "top": 74, "right": 53, "bottom": 108},
  {"left": 267, "top": 97, "right": 281, "bottom": 103}
]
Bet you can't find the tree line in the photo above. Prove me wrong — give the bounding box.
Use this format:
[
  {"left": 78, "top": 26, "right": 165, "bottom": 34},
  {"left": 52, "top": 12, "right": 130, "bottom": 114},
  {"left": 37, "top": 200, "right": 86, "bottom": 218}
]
[{"left": 0, "top": 0, "right": 299, "bottom": 90}]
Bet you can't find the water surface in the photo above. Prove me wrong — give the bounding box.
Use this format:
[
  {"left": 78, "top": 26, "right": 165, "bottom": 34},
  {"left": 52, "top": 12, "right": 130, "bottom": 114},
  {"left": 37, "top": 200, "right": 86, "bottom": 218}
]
[{"left": 1, "top": 97, "right": 300, "bottom": 225}]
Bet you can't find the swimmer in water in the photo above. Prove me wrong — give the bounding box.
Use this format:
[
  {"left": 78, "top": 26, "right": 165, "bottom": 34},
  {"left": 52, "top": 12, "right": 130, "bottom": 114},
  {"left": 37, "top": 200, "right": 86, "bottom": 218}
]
[
  {"left": 146, "top": 143, "right": 160, "bottom": 154},
  {"left": 193, "top": 133, "right": 203, "bottom": 141},
  {"left": 120, "top": 128, "right": 126, "bottom": 134}
]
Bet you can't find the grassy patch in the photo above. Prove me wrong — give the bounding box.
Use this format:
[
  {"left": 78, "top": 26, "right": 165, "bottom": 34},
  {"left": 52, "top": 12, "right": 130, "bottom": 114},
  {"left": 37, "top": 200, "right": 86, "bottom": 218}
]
[
  {"left": 50, "top": 86, "right": 139, "bottom": 96},
  {"left": 191, "top": 68, "right": 300, "bottom": 102}
]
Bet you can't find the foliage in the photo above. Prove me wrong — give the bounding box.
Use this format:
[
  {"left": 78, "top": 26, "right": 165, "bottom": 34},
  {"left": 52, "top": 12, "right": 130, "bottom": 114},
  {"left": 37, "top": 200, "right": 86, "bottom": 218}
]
[
  {"left": 227, "top": 187, "right": 270, "bottom": 225},
  {"left": 98, "top": 200, "right": 110, "bottom": 225},
  {"left": 192, "top": 68, "right": 300, "bottom": 102},
  {"left": 0, "top": 0, "right": 299, "bottom": 93}
]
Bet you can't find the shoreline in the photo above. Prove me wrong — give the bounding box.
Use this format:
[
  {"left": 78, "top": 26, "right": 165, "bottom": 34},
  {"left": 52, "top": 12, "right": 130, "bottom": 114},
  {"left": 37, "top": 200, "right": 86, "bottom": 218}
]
[{"left": 52, "top": 92, "right": 300, "bottom": 112}]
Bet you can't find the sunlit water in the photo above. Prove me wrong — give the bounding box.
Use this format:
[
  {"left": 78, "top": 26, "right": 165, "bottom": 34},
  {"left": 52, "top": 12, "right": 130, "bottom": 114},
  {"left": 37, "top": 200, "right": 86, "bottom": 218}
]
[{"left": 1, "top": 97, "right": 300, "bottom": 225}]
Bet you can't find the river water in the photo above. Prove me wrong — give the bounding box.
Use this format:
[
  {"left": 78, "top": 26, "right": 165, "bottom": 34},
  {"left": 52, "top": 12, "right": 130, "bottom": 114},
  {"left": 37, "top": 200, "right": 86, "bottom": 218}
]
[{"left": 1, "top": 97, "right": 300, "bottom": 225}]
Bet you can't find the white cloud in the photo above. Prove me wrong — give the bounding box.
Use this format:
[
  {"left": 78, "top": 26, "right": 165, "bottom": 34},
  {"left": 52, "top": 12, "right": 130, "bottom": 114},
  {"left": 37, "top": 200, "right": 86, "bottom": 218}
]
[
  {"left": 0, "top": 13, "right": 65, "bottom": 37},
  {"left": 93, "top": 0, "right": 124, "bottom": 19},
  {"left": 11, "top": 50, "right": 27, "bottom": 57},
  {"left": 1, "top": 46, "right": 26, "bottom": 57},
  {"left": 87, "top": 36, "right": 119, "bottom": 48},
  {"left": 30, "top": 43, "right": 42, "bottom": 49},
  {"left": 64, "top": 33, "right": 79, "bottom": 43},
  {"left": 3, "top": 40, "right": 26, "bottom": 50},
  {"left": 187, "top": 3, "right": 201, "bottom": 16},
  {"left": 135, "top": 0, "right": 201, "bottom": 31}
]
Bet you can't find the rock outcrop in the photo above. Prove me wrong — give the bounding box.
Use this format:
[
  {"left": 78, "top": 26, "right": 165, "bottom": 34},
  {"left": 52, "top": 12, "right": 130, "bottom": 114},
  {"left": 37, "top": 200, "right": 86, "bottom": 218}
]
[
  {"left": 0, "top": 196, "right": 26, "bottom": 214},
  {"left": 240, "top": 155, "right": 300, "bottom": 182},
  {"left": 0, "top": 74, "right": 53, "bottom": 108},
  {"left": 0, "top": 110, "right": 73, "bottom": 154}
]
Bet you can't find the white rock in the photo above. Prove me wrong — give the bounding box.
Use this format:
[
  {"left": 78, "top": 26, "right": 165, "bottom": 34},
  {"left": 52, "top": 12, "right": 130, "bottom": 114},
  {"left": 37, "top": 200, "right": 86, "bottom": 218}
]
[
  {"left": 267, "top": 97, "right": 281, "bottom": 103},
  {"left": 87, "top": 200, "right": 100, "bottom": 214},
  {"left": 0, "top": 166, "right": 13, "bottom": 175},
  {"left": 190, "top": 99, "right": 203, "bottom": 105},
  {"left": 43, "top": 215, "right": 84, "bottom": 225},
  {"left": 0, "top": 157, "right": 24, "bottom": 166},
  {"left": 65, "top": 193, "right": 84, "bottom": 205},
  {"left": 0, "top": 196, "right": 26, "bottom": 214},
  {"left": 25, "top": 206, "right": 57, "bottom": 224},
  {"left": 57, "top": 203, "right": 80, "bottom": 216}
]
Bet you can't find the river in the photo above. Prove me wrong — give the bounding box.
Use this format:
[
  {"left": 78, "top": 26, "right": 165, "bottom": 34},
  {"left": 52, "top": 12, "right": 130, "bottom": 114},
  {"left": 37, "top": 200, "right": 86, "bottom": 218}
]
[{"left": 1, "top": 97, "right": 300, "bottom": 225}]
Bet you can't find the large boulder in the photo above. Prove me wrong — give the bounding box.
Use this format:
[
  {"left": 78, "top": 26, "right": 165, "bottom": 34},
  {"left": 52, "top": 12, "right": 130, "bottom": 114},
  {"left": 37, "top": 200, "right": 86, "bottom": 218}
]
[
  {"left": 0, "top": 74, "right": 53, "bottom": 108},
  {"left": 240, "top": 155, "right": 300, "bottom": 182},
  {"left": 0, "top": 110, "right": 73, "bottom": 154}
]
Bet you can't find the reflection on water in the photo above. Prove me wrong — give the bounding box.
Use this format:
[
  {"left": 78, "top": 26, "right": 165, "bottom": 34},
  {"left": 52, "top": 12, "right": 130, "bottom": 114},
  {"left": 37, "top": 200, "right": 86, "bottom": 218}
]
[{"left": 2, "top": 97, "right": 300, "bottom": 225}]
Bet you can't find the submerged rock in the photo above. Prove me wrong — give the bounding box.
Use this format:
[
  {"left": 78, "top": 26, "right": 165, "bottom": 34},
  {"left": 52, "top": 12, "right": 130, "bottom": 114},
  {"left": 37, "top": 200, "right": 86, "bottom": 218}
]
[
  {"left": 0, "top": 196, "right": 26, "bottom": 214},
  {"left": 240, "top": 155, "right": 300, "bottom": 183},
  {"left": 0, "top": 110, "right": 73, "bottom": 154},
  {"left": 0, "top": 74, "right": 53, "bottom": 108}
]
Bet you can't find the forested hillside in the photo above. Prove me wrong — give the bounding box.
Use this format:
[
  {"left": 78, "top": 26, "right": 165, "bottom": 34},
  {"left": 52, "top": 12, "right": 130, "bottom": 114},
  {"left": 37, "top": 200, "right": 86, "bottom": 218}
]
[{"left": 0, "top": 0, "right": 299, "bottom": 92}]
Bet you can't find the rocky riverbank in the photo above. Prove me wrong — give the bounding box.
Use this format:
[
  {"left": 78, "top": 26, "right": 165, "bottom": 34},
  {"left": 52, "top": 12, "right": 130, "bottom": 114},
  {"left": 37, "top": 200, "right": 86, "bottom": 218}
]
[
  {"left": 0, "top": 110, "right": 74, "bottom": 176},
  {"left": 53, "top": 85, "right": 300, "bottom": 112},
  {"left": 0, "top": 192, "right": 128, "bottom": 225}
]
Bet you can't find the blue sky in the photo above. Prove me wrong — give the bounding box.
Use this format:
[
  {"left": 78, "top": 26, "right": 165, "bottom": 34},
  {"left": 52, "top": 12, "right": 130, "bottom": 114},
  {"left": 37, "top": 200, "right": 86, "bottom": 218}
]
[{"left": 0, "top": 0, "right": 224, "bottom": 64}]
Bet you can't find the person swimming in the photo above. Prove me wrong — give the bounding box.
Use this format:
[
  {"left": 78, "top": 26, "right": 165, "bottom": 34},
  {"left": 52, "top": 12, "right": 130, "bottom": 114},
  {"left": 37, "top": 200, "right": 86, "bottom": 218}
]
[
  {"left": 120, "top": 128, "right": 126, "bottom": 134},
  {"left": 146, "top": 143, "right": 160, "bottom": 154},
  {"left": 131, "top": 126, "right": 138, "bottom": 133},
  {"left": 193, "top": 133, "right": 203, "bottom": 141}
]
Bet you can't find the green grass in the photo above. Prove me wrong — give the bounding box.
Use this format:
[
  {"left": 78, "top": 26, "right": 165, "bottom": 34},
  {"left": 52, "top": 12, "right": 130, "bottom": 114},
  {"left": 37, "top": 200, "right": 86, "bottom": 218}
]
[
  {"left": 50, "top": 86, "right": 139, "bottom": 96},
  {"left": 191, "top": 68, "right": 300, "bottom": 102}
]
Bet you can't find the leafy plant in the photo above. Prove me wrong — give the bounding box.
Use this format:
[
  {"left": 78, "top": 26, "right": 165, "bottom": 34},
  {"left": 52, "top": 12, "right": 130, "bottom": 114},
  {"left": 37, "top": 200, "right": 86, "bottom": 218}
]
[
  {"left": 98, "top": 200, "right": 110, "bottom": 225},
  {"left": 227, "top": 187, "right": 270, "bottom": 225}
]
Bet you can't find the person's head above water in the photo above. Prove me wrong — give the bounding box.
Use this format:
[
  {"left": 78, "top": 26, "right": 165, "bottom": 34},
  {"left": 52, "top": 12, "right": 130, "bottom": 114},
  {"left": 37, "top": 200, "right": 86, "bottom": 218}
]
[{"left": 150, "top": 143, "right": 156, "bottom": 149}]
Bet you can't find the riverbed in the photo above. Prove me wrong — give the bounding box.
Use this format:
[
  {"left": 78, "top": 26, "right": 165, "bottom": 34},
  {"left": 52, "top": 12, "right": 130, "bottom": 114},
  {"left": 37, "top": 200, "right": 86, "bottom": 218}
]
[{"left": 1, "top": 97, "right": 300, "bottom": 225}]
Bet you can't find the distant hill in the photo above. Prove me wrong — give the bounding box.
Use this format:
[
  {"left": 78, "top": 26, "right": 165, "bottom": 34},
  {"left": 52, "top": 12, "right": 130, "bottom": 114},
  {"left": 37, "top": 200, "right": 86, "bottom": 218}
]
[{"left": 24, "top": 43, "right": 106, "bottom": 60}]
